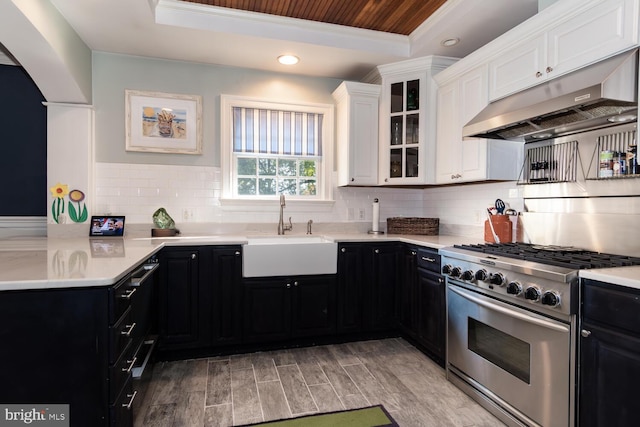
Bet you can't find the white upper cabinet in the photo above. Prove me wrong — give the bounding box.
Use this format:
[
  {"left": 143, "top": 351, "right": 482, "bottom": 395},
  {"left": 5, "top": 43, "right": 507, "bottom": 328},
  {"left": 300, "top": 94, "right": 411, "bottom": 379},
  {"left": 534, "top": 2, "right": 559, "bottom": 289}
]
[
  {"left": 489, "top": 0, "right": 639, "bottom": 101},
  {"left": 377, "top": 56, "right": 457, "bottom": 185},
  {"left": 435, "top": 66, "right": 522, "bottom": 184},
  {"left": 332, "top": 81, "right": 381, "bottom": 186}
]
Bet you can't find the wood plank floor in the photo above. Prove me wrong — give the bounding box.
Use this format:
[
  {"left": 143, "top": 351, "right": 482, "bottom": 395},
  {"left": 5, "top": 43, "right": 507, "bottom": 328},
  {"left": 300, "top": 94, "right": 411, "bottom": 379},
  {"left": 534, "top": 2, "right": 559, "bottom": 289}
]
[{"left": 135, "top": 338, "right": 505, "bottom": 426}]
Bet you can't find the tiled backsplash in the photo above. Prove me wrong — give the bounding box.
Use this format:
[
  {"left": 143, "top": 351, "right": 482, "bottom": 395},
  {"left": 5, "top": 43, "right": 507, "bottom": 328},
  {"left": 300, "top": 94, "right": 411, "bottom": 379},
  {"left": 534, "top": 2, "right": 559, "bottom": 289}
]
[
  {"left": 94, "top": 162, "right": 425, "bottom": 226},
  {"left": 94, "top": 162, "right": 523, "bottom": 239}
]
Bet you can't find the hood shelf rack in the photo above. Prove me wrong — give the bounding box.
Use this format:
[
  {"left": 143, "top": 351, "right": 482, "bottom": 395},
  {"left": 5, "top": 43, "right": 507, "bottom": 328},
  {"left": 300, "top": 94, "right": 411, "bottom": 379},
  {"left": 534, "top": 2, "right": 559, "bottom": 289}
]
[
  {"left": 587, "top": 129, "right": 638, "bottom": 180},
  {"left": 518, "top": 140, "right": 580, "bottom": 185}
]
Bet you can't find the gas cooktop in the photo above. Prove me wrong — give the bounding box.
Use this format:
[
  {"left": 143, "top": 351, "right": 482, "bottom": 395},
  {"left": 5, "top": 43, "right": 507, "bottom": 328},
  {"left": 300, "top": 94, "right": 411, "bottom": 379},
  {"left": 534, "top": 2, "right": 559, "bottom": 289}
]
[{"left": 453, "top": 242, "right": 640, "bottom": 270}]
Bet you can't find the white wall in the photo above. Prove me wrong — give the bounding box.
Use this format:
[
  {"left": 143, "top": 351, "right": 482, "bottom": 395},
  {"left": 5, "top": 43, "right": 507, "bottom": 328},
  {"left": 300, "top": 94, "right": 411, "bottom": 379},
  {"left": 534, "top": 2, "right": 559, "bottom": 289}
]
[
  {"left": 92, "top": 52, "right": 342, "bottom": 167},
  {"left": 91, "top": 52, "right": 524, "bottom": 240}
]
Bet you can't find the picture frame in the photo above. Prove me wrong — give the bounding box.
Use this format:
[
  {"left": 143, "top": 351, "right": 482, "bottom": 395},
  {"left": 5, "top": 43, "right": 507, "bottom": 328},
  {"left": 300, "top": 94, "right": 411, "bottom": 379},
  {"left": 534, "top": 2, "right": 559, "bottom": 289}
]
[{"left": 125, "top": 89, "right": 203, "bottom": 154}]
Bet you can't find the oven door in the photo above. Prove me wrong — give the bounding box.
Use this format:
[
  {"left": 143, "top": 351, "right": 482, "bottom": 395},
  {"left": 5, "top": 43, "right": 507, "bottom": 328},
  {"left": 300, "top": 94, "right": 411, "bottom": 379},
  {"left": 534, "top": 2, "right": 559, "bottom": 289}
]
[{"left": 447, "top": 283, "right": 571, "bottom": 427}]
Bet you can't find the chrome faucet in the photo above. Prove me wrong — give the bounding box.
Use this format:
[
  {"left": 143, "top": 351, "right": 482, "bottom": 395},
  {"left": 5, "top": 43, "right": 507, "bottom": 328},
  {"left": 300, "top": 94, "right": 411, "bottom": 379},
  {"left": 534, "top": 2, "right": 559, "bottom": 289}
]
[{"left": 277, "top": 194, "right": 292, "bottom": 235}]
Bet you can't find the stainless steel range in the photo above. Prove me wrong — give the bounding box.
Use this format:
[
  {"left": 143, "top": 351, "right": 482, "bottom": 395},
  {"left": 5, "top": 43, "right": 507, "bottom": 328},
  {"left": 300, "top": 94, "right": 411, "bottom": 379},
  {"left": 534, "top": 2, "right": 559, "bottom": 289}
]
[{"left": 440, "top": 243, "right": 640, "bottom": 427}]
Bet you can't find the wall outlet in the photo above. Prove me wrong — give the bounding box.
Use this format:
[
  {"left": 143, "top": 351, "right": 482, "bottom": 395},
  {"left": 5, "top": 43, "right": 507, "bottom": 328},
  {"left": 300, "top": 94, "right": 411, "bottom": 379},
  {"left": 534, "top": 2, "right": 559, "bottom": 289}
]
[
  {"left": 182, "top": 208, "right": 193, "bottom": 221},
  {"left": 358, "top": 208, "right": 366, "bottom": 220}
]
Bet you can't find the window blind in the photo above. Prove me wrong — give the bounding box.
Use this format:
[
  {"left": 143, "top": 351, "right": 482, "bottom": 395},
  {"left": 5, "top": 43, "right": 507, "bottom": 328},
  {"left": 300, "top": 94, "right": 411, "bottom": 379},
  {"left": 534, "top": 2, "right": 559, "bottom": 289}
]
[{"left": 233, "top": 107, "right": 323, "bottom": 156}]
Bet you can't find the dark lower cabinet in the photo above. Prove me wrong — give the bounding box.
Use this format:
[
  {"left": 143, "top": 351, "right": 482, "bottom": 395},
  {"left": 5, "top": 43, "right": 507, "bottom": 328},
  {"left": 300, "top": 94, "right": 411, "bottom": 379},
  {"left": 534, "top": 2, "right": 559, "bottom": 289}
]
[
  {"left": 158, "top": 245, "right": 243, "bottom": 353},
  {"left": 579, "top": 279, "right": 640, "bottom": 427},
  {"left": 338, "top": 242, "right": 401, "bottom": 334},
  {"left": 363, "top": 243, "right": 401, "bottom": 331},
  {"left": 211, "top": 247, "right": 243, "bottom": 346},
  {"left": 0, "top": 259, "right": 157, "bottom": 427},
  {"left": 415, "top": 267, "right": 445, "bottom": 364},
  {"left": 399, "top": 245, "right": 445, "bottom": 366},
  {"left": 337, "top": 244, "right": 365, "bottom": 333},
  {"left": 158, "top": 247, "right": 204, "bottom": 349},
  {"left": 243, "top": 275, "right": 336, "bottom": 343}
]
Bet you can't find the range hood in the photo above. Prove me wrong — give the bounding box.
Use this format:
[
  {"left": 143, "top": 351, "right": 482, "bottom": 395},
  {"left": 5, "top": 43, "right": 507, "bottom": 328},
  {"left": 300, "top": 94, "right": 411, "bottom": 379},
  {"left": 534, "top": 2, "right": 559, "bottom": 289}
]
[{"left": 463, "top": 49, "right": 638, "bottom": 142}]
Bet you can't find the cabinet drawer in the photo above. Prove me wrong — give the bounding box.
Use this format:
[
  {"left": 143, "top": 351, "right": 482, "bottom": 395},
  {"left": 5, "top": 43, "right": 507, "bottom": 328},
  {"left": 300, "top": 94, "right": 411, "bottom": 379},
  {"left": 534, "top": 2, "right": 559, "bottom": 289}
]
[
  {"left": 110, "top": 376, "right": 135, "bottom": 427},
  {"left": 109, "top": 341, "right": 136, "bottom": 403},
  {"left": 416, "top": 248, "right": 441, "bottom": 272},
  {"left": 583, "top": 282, "right": 640, "bottom": 335},
  {"left": 109, "top": 308, "right": 134, "bottom": 364},
  {"left": 109, "top": 278, "right": 135, "bottom": 325}
]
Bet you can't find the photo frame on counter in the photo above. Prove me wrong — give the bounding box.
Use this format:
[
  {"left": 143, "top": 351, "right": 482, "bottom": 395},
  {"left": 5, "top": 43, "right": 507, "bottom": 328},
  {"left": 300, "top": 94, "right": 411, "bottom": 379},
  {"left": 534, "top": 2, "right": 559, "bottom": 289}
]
[{"left": 125, "top": 89, "right": 202, "bottom": 154}]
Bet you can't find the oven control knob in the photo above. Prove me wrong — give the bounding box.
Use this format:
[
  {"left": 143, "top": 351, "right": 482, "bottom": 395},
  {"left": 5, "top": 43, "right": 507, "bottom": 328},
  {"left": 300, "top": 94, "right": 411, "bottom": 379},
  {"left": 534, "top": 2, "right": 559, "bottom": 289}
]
[
  {"left": 450, "top": 267, "right": 462, "bottom": 278},
  {"left": 506, "top": 281, "right": 523, "bottom": 295},
  {"left": 541, "top": 291, "right": 561, "bottom": 307},
  {"left": 475, "top": 269, "right": 488, "bottom": 281},
  {"left": 461, "top": 270, "right": 475, "bottom": 281},
  {"left": 489, "top": 273, "right": 505, "bottom": 286},
  {"left": 524, "top": 286, "right": 542, "bottom": 302},
  {"left": 442, "top": 264, "right": 453, "bottom": 275}
]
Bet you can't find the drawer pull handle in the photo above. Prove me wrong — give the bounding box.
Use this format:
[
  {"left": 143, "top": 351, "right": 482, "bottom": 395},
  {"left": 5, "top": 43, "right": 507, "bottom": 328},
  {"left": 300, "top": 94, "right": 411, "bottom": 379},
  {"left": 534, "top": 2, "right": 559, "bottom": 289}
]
[
  {"left": 122, "top": 356, "right": 137, "bottom": 373},
  {"left": 421, "top": 257, "right": 436, "bottom": 262},
  {"left": 341, "top": 247, "right": 346, "bottom": 253},
  {"left": 411, "top": 251, "right": 417, "bottom": 256},
  {"left": 121, "top": 322, "right": 136, "bottom": 337},
  {"left": 235, "top": 251, "right": 241, "bottom": 256},
  {"left": 120, "top": 288, "right": 137, "bottom": 300},
  {"left": 581, "top": 329, "right": 592, "bottom": 338},
  {"left": 122, "top": 390, "right": 138, "bottom": 410}
]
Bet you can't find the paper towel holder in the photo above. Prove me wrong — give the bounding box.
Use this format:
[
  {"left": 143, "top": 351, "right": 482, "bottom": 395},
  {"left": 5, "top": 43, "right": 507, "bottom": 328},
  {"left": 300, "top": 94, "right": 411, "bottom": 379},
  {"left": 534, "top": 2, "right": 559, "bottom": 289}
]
[{"left": 368, "top": 198, "right": 384, "bottom": 235}]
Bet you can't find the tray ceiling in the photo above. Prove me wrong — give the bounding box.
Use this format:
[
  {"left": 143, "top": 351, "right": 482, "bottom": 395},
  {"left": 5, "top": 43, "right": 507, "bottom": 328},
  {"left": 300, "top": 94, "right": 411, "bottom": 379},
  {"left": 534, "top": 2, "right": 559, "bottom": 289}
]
[{"left": 181, "top": 0, "right": 448, "bottom": 35}]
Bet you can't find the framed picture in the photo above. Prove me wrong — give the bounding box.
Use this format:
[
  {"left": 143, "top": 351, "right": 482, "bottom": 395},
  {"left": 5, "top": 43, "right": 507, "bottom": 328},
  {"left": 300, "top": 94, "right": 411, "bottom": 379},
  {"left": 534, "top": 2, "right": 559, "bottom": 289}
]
[{"left": 125, "top": 90, "right": 202, "bottom": 154}]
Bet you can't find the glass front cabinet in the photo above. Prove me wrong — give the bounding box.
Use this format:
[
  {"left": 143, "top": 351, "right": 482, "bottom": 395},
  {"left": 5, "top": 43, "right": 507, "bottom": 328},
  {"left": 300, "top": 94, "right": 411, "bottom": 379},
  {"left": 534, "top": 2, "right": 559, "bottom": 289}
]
[{"left": 378, "top": 57, "right": 457, "bottom": 185}]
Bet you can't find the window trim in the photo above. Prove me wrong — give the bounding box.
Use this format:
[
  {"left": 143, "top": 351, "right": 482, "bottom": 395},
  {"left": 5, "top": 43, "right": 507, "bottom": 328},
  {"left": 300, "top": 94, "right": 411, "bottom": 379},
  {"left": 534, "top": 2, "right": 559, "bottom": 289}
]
[{"left": 220, "top": 94, "right": 334, "bottom": 204}]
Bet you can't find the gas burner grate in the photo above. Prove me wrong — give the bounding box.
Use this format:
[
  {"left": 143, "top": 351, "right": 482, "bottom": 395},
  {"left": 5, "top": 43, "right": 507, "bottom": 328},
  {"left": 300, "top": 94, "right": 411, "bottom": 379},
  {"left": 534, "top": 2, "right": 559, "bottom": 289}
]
[{"left": 453, "top": 243, "right": 640, "bottom": 270}]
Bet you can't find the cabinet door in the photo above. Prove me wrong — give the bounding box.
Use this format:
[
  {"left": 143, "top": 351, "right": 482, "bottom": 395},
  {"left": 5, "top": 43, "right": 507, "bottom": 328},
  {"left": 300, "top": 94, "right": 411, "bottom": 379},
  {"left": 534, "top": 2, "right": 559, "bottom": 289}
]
[
  {"left": 337, "top": 244, "right": 364, "bottom": 333},
  {"left": 548, "top": 0, "right": 638, "bottom": 79},
  {"left": 243, "top": 278, "right": 291, "bottom": 343},
  {"left": 459, "top": 68, "right": 490, "bottom": 182},
  {"left": 435, "top": 81, "right": 461, "bottom": 183},
  {"left": 436, "top": 66, "right": 491, "bottom": 184},
  {"left": 380, "top": 74, "right": 425, "bottom": 184},
  {"left": 579, "top": 322, "right": 640, "bottom": 427},
  {"left": 158, "top": 248, "right": 201, "bottom": 349},
  {"left": 416, "top": 268, "right": 445, "bottom": 365},
  {"left": 363, "top": 244, "right": 400, "bottom": 331},
  {"left": 211, "top": 246, "right": 243, "bottom": 345},
  {"left": 333, "top": 82, "right": 381, "bottom": 186},
  {"left": 398, "top": 246, "right": 418, "bottom": 334},
  {"left": 292, "top": 276, "right": 336, "bottom": 337},
  {"left": 489, "top": 35, "right": 546, "bottom": 101}
]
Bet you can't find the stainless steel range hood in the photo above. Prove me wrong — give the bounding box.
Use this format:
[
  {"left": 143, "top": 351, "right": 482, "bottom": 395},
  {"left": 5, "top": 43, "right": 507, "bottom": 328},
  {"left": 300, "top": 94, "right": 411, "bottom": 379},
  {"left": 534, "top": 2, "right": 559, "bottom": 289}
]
[{"left": 463, "top": 49, "right": 638, "bottom": 142}]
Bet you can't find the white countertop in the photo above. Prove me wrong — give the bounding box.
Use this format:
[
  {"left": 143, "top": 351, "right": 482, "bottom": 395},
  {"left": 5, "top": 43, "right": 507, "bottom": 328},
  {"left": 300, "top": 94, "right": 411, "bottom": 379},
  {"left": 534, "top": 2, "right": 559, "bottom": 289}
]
[
  {"left": 0, "top": 233, "right": 479, "bottom": 291},
  {"left": 579, "top": 266, "right": 640, "bottom": 290}
]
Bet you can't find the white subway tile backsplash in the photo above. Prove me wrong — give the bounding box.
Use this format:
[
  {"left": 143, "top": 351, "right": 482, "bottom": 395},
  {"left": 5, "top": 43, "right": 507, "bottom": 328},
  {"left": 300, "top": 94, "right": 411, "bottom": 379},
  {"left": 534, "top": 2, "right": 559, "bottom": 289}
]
[{"left": 93, "top": 163, "right": 523, "bottom": 235}]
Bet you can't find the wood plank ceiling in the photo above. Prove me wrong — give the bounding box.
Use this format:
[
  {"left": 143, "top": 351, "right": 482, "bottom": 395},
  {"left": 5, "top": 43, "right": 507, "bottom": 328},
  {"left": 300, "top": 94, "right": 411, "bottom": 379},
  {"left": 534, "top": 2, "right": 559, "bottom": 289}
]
[{"left": 181, "top": 0, "right": 448, "bottom": 35}]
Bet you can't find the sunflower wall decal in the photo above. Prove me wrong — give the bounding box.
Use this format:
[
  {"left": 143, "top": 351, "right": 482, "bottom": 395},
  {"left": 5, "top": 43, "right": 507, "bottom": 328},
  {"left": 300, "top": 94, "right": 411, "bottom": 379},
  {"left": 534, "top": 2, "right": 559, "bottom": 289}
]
[{"left": 50, "top": 183, "right": 88, "bottom": 224}]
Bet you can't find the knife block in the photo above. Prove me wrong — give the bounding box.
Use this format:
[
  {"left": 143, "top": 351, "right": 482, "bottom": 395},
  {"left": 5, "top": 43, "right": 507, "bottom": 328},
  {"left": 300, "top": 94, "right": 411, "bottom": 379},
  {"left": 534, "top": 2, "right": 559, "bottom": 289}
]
[{"left": 484, "top": 215, "right": 512, "bottom": 243}]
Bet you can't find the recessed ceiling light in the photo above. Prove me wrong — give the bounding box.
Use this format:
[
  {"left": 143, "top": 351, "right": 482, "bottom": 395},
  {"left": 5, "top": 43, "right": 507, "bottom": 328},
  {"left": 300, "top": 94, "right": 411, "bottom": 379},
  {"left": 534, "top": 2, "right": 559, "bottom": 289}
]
[
  {"left": 278, "top": 55, "right": 299, "bottom": 65},
  {"left": 441, "top": 38, "right": 460, "bottom": 47}
]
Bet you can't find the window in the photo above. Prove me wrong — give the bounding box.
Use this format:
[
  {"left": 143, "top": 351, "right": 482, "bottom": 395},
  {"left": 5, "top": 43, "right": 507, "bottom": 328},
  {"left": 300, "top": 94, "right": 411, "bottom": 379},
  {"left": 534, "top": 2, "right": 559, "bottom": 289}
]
[{"left": 221, "top": 95, "right": 333, "bottom": 204}]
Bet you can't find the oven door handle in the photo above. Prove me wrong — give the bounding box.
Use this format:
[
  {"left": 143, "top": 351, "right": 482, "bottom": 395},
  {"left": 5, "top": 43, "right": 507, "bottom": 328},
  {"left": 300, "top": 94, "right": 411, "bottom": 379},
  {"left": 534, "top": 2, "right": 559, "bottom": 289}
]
[{"left": 448, "top": 285, "right": 570, "bottom": 333}]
